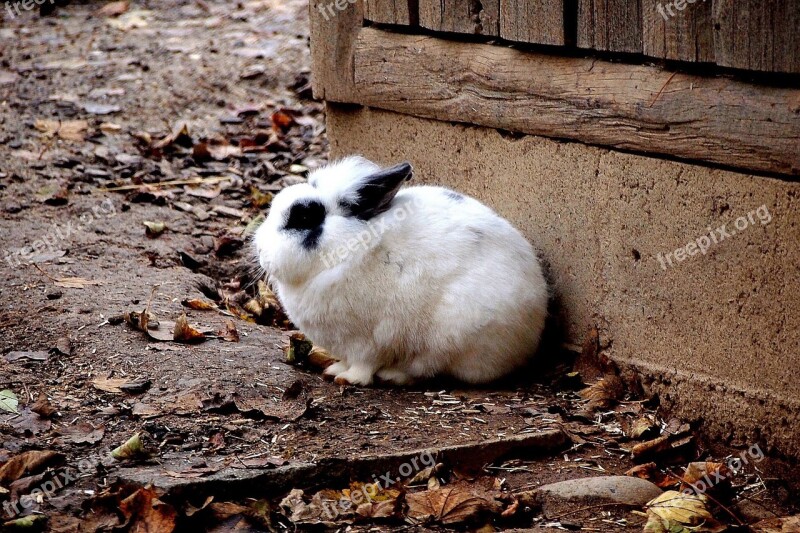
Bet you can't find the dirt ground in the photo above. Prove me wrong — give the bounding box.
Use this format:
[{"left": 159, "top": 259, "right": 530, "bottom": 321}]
[{"left": 0, "top": 2, "right": 797, "bottom": 532}]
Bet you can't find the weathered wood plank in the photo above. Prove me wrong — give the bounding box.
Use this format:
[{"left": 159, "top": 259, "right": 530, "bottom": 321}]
[
  {"left": 419, "top": 0, "right": 500, "bottom": 35},
  {"left": 578, "top": 0, "right": 642, "bottom": 53},
  {"left": 713, "top": 0, "right": 800, "bottom": 74},
  {"left": 500, "top": 0, "right": 565, "bottom": 46},
  {"left": 642, "top": 0, "right": 714, "bottom": 62},
  {"left": 352, "top": 28, "right": 800, "bottom": 175},
  {"left": 364, "top": 0, "right": 416, "bottom": 25},
  {"left": 309, "top": 0, "right": 364, "bottom": 101}
]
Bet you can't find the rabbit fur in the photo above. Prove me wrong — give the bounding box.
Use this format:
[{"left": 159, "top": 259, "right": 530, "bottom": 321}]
[{"left": 254, "top": 156, "right": 548, "bottom": 386}]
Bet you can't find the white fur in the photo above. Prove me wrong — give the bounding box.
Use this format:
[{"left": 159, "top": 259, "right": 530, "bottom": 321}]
[{"left": 254, "top": 156, "right": 548, "bottom": 386}]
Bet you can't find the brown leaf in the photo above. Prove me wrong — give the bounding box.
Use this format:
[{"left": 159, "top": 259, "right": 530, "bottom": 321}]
[
  {"left": 95, "top": 1, "right": 129, "bottom": 17},
  {"left": 579, "top": 374, "right": 624, "bottom": 410},
  {"left": 0, "top": 450, "right": 64, "bottom": 485},
  {"left": 406, "top": 486, "right": 498, "bottom": 525},
  {"left": 151, "top": 123, "right": 192, "bottom": 150},
  {"left": 625, "top": 462, "right": 676, "bottom": 489},
  {"left": 119, "top": 486, "right": 177, "bottom": 533},
  {"left": 216, "top": 320, "right": 240, "bottom": 342},
  {"left": 53, "top": 277, "right": 103, "bottom": 289},
  {"left": 751, "top": 515, "right": 800, "bottom": 532},
  {"left": 181, "top": 298, "right": 217, "bottom": 311},
  {"left": 34, "top": 119, "right": 89, "bottom": 142},
  {"left": 56, "top": 423, "right": 105, "bottom": 444},
  {"left": 4, "top": 407, "right": 52, "bottom": 436},
  {"left": 631, "top": 436, "right": 671, "bottom": 463},
  {"left": 173, "top": 313, "right": 206, "bottom": 344},
  {"left": 92, "top": 378, "right": 131, "bottom": 393},
  {"left": 31, "top": 393, "right": 57, "bottom": 418},
  {"left": 271, "top": 109, "right": 295, "bottom": 130},
  {"left": 681, "top": 462, "right": 731, "bottom": 493}
]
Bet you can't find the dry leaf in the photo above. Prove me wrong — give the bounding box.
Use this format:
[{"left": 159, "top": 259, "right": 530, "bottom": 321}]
[
  {"left": 111, "top": 433, "right": 155, "bottom": 461},
  {"left": 181, "top": 298, "right": 217, "bottom": 311},
  {"left": 95, "top": 1, "right": 129, "bottom": 17},
  {"left": 173, "top": 313, "right": 206, "bottom": 344},
  {"left": 34, "top": 119, "right": 89, "bottom": 141},
  {"left": 644, "top": 490, "right": 722, "bottom": 533},
  {"left": 579, "top": 374, "right": 624, "bottom": 410},
  {"left": 92, "top": 378, "right": 130, "bottom": 393},
  {"left": 625, "top": 463, "right": 676, "bottom": 489},
  {"left": 54, "top": 277, "right": 103, "bottom": 289},
  {"left": 143, "top": 221, "right": 167, "bottom": 237},
  {"left": 216, "top": 320, "right": 239, "bottom": 342},
  {"left": 681, "top": 462, "right": 731, "bottom": 493},
  {"left": 151, "top": 123, "right": 192, "bottom": 150},
  {"left": 751, "top": 515, "right": 800, "bottom": 532},
  {"left": 406, "top": 486, "right": 498, "bottom": 525},
  {"left": 31, "top": 393, "right": 57, "bottom": 418},
  {"left": 57, "top": 423, "right": 105, "bottom": 444},
  {"left": 118, "top": 486, "right": 177, "bottom": 532},
  {"left": 0, "top": 450, "right": 64, "bottom": 485}
]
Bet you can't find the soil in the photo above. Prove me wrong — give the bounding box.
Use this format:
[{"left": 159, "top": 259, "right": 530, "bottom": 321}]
[{"left": 0, "top": 2, "right": 797, "bottom": 532}]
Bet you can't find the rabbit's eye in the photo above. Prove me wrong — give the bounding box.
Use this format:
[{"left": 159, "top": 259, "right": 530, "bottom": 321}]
[{"left": 285, "top": 200, "right": 326, "bottom": 232}]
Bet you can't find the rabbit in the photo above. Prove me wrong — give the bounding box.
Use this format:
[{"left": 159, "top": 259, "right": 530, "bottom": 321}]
[{"left": 254, "top": 156, "right": 548, "bottom": 386}]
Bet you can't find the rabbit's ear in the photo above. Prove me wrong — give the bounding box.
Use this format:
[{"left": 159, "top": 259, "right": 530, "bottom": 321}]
[{"left": 347, "top": 162, "right": 413, "bottom": 220}]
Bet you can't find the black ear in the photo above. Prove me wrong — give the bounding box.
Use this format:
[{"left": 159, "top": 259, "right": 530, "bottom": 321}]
[{"left": 347, "top": 162, "right": 413, "bottom": 220}]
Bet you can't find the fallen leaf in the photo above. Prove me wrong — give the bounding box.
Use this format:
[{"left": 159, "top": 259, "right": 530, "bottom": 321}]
[
  {"left": 34, "top": 119, "right": 89, "bottom": 142},
  {"left": 406, "top": 486, "right": 499, "bottom": 525},
  {"left": 271, "top": 109, "right": 295, "bottom": 130},
  {"left": 192, "top": 142, "right": 242, "bottom": 161},
  {"left": 181, "top": 298, "right": 217, "bottom": 311},
  {"left": 95, "top": 1, "right": 129, "bottom": 17},
  {"left": 644, "top": 490, "right": 721, "bottom": 533},
  {"left": 751, "top": 515, "right": 800, "bottom": 532},
  {"left": 119, "top": 486, "right": 177, "bottom": 532},
  {"left": 151, "top": 123, "right": 192, "bottom": 150},
  {"left": 106, "top": 9, "right": 151, "bottom": 30},
  {"left": 625, "top": 463, "right": 676, "bottom": 489},
  {"left": 4, "top": 407, "right": 52, "bottom": 436},
  {"left": 173, "top": 313, "right": 206, "bottom": 344},
  {"left": 92, "top": 378, "right": 131, "bottom": 393},
  {"left": 111, "top": 433, "right": 156, "bottom": 461},
  {"left": 579, "top": 374, "right": 625, "bottom": 410},
  {"left": 681, "top": 462, "right": 731, "bottom": 494},
  {"left": 143, "top": 221, "right": 167, "bottom": 238},
  {"left": 4, "top": 351, "right": 49, "bottom": 363},
  {"left": 53, "top": 277, "right": 103, "bottom": 289},
  {"left": 632, "top": 436, "right": 671, "bottom": 463},
  {"left": 31, "top": 393, "right": 57, "bottom": 418},
  {"left": 0, "top": 389, "right": 19, "bottom": 414},
  {"left": 56, "top": 423, "right": 105, "bottom": 444},
  {"left": 0, "top": 450, "right": 64, "bottom": 485},
  {"left": 216, "top": 320, "right": 239, "bottom": 342},
  {"left": 1, "top": 515, "right": 48, "bottom": 530}
]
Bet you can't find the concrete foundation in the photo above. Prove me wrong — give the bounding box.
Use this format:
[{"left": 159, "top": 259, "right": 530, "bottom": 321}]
[{"left": 327, "top": 104, "right": 800, "bottom": 458}]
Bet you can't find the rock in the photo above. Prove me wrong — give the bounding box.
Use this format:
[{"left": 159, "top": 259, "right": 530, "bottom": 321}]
[{"left": 522, "top": 476, "right": 663, "bottom": 519}]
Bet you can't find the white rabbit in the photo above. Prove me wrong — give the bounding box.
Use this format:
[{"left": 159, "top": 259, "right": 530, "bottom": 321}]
[{"left": 254, "top": 156, "right": 548, "bottom": 386}]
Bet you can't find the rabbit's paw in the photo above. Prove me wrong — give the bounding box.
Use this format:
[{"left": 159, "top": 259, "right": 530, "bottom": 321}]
[
  {"left": 332, "top": 365, "right": 375, "bottom": 387},
  {"left": 376, "top": 367, "right": 412, "bottom": 385},
  {"left": 323, "top": 361, "right": 349, "bottom": 381}
]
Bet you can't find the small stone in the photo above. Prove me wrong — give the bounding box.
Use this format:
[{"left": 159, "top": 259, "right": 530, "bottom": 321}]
[
  {"left": 531, "top": 476, "right": 663, "bottom": 519},
  {"left": 46, "top": 290, "right": 63, "bottom": 300}
]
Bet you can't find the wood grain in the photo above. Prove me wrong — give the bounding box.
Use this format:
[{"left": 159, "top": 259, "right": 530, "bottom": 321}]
[
  {"left": 578, "top": 0, "right": 642, "bottom": 53},
  {"left": 500, "top": 0, "right": 565, "bottom": 46},
  {"left": 352, "top": 28, "right": 800, "bottom": 175},
  {"left": 309, "top": 0, "right": 364, "bottom": 101},
  {"left": 364, "top": 0, "right": 416, "bottom": 25},
  {"left": 419, "top": 0, "right": 499, "bottom": 35},
  {"left": 713, "top": 0, "right": 800, "bottom": 73},
  {"left": 642, "top": 0, "right": 714, "bottom": 62}
]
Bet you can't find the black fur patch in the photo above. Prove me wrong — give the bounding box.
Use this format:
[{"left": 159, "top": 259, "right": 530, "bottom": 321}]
[{"left": 284, "top": 200, "right": 326, "bottom": 249}]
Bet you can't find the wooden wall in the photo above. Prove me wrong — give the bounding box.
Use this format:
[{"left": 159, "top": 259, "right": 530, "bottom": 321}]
[{"left": 364, "top": 0, "right": 800, "bottom": 73}]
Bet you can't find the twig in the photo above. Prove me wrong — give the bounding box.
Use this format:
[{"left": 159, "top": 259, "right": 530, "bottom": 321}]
[{"left": 98, "top": 176, "right": 232, "bottom": 192}]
